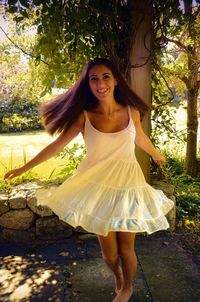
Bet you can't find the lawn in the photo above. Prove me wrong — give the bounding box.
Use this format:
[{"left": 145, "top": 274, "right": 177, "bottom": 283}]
[{"left": 0, "top": 131, "right": 84, "bottom": 179}]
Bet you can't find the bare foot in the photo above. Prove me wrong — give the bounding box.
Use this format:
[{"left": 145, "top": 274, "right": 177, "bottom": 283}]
[
  {"left": 112, "top": 287, "right": 133, "bottom": 302},
  {"left": 114, "top": 267, "right": 124, "bottom": 293}
]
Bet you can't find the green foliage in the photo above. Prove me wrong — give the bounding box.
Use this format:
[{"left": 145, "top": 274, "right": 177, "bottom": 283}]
[
  {"left": 151, "top": 142, "right": 199, "bottom": 221},
  {"left": 56, "top": 143, "right": 86, "bottom": 178},
  {"left": 4, "top": 0, "right": 132, "bottom": 86},
  {"left": 1, "top": 145, "right": 39, "bottom": 185},
  {"left": 0, "top": 180, "right": 12, "bottom": 193},
  {"left": 175, "top": 174, "right": 200, "bottom": 219},
  {"left": 0, "top": 102, "right": 42, "bottom": 132},
  {"left": 151, "top": 1, "right": 199, "bottom": 177},
  {"left": 151, "top": 39, "right": 188, "bottom": 145},
  {"left": 0, "top": 28, "right": 50, "bottom": 132},
  {"left": 162, "top": 152, "right": 200, "bottom": 220},
  {"left": 151, "top": 104, "right": 187, "bottom": 146},
  {"left": 10, "top": 170, "right": 39, "bottom": 184},
  {"left": 1, "top": 142, "right": 86, "bottom": 190},
  {"left": 1, "top": 169, "right": 39, "bottom": 190}
]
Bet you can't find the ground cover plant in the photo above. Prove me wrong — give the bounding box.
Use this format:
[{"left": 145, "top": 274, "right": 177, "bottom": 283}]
[{"left": 164, "top": 154, "right": 200, "bottom": 262}]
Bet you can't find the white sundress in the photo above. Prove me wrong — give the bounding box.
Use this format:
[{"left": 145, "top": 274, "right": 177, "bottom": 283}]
[{"left": 36, "top": 106, "right": 174, "bottom": 236}]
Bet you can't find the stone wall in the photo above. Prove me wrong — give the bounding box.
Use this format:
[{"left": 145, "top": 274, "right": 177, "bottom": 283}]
[
  {"left": 0, "top": 183, "right": 74, "bottom": 244},
  {"left": 0, "top": 181, "right": 176, "bottom": 244}
]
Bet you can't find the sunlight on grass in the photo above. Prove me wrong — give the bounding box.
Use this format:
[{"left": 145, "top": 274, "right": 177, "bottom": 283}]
[{"left": 0, "top": 131, "right": 84, "bottom": 179}]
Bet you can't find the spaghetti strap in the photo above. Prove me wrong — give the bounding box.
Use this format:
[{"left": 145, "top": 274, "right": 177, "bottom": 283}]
[
  {"left": 83, "top": 110, "right": 88, "bottom": 119},
  {"left": 127, "top": 105, "right": 132, "bottom": 119},
  {"left": 127, "top": 105, "right": 134, "bottom": 128}
]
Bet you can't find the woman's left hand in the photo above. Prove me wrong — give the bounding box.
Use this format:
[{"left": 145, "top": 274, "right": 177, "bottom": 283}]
[{"left": 152, "top": 154, "right": 166, "bottom": 166}]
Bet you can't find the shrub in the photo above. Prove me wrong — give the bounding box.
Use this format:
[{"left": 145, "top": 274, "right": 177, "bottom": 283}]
[{"left": 0, "top": 100, "right": 43, "bottom": 132}]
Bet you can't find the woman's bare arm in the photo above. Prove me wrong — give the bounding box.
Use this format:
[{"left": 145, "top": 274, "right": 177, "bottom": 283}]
[
  {"left": 4, "top": 113, "right": 85, "bottom": 180},
  {"left": 130, "top": 108, "right": 165, "bottom": 166}
]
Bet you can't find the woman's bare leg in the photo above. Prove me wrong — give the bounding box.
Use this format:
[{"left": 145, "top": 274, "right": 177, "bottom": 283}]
[
  {"left": 112, "top": 232, "right": 137, "bottom": 302},
  {"left": 97, "top": 232, "right": 124, "bottom": 293}
]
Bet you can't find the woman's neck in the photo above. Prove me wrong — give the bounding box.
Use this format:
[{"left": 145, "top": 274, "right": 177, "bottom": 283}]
[{"left": 96, "top": 99, "right": 123, "bottom": 116}]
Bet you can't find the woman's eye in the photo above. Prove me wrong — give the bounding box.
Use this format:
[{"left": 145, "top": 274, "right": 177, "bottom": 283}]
[{"left": 90, "top": 75, "right": 110, "bottom": 81}]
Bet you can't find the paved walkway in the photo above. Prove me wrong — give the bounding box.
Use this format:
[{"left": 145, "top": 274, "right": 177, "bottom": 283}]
[{"left": 0, "top": 231, "right": 199, "bottom": 302}]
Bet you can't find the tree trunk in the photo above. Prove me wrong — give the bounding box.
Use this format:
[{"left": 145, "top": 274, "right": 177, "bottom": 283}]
[
  {"left": 186, "top": 88, "right": 198, "bottom": 177},
  {"left": 183, "top": 0, "right": 199, "bottom": 177},
  {"left": 128, "top": 0, "right": 153, "bottom": 182},
  {"left": 185, "top": 52, "right": 199, "bottom": 177}
]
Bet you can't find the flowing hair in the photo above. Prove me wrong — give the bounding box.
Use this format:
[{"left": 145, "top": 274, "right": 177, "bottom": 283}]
[{"left": 40, "top": 58, "right": 150, "bottom": 135}]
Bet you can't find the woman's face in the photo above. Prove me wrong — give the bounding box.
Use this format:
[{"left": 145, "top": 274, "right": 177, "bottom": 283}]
[{"left": 88, "top": 64, "right": 117, "bottom": 102}]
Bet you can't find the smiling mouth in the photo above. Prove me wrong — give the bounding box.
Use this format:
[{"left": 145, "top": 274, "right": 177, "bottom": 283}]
[{"left": 96, "top": 89, "right": 109, "bottom": 94}]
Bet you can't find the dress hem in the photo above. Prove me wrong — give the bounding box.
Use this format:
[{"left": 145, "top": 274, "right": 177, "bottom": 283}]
[{"left": 58, "top": 208, "right": 173, "bottom": 237}]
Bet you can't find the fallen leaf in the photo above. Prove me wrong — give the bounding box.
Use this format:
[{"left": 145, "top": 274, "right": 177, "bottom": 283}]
[
  {"left": 162, "top": 241, "right": 169, "bottom": 246},
  {"left": 59, "top": 251, "right": 70, "bottom": 257}
]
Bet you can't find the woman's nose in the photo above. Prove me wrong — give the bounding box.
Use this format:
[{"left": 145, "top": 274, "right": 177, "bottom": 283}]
[{"left": 97, "top": 79, "right": 104, "bottom": 88}]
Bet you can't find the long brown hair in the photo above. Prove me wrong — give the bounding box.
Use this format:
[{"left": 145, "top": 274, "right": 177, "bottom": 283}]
[{"left": 41, "top": 58, "right": 150, "bottom": 135}]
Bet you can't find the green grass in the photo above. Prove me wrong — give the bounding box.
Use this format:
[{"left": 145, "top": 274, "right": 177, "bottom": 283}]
[{"left": 0, "top": 131, "right": 84, "bottom": 180}]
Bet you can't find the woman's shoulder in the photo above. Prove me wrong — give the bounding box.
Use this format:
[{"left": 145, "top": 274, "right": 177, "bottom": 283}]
[
  {"left": 73, "top": 111, "right": 85, "bottom": 131},
  {"left": 129, "top": 105, "right": 141, "bottom": 122}
]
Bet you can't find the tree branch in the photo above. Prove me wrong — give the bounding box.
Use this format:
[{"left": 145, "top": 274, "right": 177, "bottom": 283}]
[
  {"left": 128, "top": 54, "right": 151, "bottom": 68},
  {"left": 152, "top": 60, "right": 176, "bottom": 109},
  {"left": 0, "top": 25, "right": 49, "bottom": 65},
  {"left": 179, "top": 75, "right": 190, "bottom": 87},
  {"left": 165, "top": 37, "right": 189, "bottom": 52}
]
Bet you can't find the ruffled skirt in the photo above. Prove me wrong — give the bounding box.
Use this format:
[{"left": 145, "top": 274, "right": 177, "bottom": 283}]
[{"left": 36, "top": 158, "right": 174, "bottom": 236}]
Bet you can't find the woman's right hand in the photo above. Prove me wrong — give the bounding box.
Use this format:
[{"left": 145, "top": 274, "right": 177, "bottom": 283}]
[{"left": 4, "top": 167, "right": 25, "bottom": 180}]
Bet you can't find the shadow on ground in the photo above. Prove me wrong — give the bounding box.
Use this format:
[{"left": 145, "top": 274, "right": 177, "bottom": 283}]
[{"left": 0, "top": 232, "right": 200, "bottom": 302}]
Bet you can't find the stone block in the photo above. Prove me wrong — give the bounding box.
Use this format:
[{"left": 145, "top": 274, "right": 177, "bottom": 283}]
[
  {"left": 152, "top": 180, "right": 175, "bottom": 196},
  {"left": 9, "top": 191, "right": 27, "bottom": 209},
  {"left": 0, "top": 193, "right": 9, "bottom": 215},
  {"left": 27, "top": 194, "right": 53, "bottom": 217},
  {"left": 36, "top": 216, "right": 73, "bottom": 239},
  {"left": 0, "top": 228, "right": 36, "bottom": 243},
  {"left": 166, "top": 196, "right": 176, "bottom": 232},
  {"left": 13, "top": 182, "right": 43, "bottom": 191},
  {"left": 0, "top": 209, "right": 35, "bottom": 230},
  {"left": 74, "top": 226, "right": 88, "bottom": 233}
]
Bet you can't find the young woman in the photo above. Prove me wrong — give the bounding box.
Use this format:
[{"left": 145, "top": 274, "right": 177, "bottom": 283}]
[{"left": 4, "top": 58, "right": 174, "bottom": 302}]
